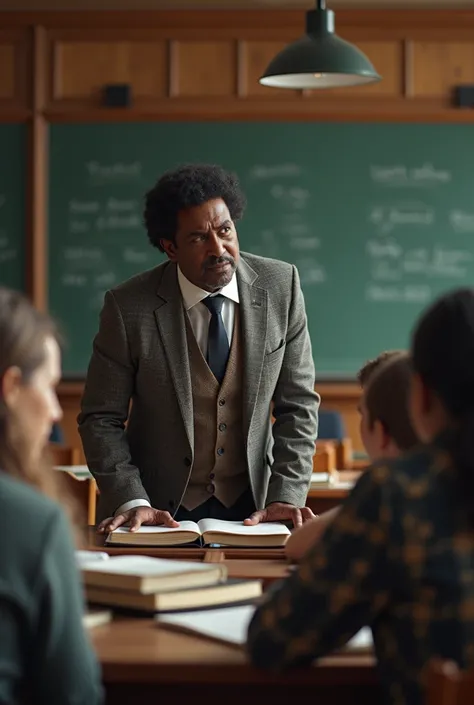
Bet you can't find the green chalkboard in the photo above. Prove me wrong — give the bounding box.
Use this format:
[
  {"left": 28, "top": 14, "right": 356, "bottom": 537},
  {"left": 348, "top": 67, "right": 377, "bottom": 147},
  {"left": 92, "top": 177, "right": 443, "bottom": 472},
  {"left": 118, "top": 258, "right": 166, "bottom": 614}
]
[
  {"left": 0, "top": 124, "right": 26, "bottom": 292},
  {"left": 48, "top": 122, "right": 474, "bottom": 378}
]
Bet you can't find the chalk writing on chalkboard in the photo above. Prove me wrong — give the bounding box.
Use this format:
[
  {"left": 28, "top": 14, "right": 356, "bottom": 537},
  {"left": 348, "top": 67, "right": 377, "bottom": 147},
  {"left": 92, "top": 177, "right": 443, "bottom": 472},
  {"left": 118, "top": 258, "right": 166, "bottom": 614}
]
[
  {"left": 370, "top": 163, "right": 452, "bottom": 187},
  {"left": 249, "top": 164, "right": 301, "bottom": 179},
  {"left": 368, "top": 202, "right": 435, "bottom": 235},
  {"left": 48, "top": 122, "right": 474, "bottom": 377},
  {"left": 86, "top": 161, "right": 143, "bottom": 184},
  {"left": 449, "top": 210, "right": 474, "bottom": 233}
]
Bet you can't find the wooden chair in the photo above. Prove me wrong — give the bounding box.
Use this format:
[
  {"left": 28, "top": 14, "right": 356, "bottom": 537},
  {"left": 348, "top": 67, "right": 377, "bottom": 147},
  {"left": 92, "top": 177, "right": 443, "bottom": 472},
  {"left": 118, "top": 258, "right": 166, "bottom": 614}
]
[
  {"left": 48, "top": 444, "right": 97, "bottom": 526},
  {"left": 313, "top": 444, "right": 337, "bottom": 475},
  {"left": 426, "top": 659, "right": 474, "bottom": 705},
  {"left": 317, "top": 438, "right": 353, "bottom": 469}
]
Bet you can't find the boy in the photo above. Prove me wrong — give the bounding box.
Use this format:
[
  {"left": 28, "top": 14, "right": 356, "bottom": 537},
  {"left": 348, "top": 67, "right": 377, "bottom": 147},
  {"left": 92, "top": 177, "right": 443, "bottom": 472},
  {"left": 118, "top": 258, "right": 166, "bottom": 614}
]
[{"left": 285, "top": 350, "right": 418, "bottom": 559}]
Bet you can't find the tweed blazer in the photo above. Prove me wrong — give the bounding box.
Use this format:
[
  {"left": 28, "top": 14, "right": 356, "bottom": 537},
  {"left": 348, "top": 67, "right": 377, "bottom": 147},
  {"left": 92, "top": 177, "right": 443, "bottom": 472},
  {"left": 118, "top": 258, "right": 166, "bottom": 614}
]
[{"left": 78, "top": 252, "right": 320, "bottom": 520}]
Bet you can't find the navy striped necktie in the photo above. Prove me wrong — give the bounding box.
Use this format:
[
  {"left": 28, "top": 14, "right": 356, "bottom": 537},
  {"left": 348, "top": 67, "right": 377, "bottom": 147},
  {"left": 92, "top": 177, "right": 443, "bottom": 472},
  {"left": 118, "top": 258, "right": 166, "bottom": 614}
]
[{"left": 202, "top": 294, "right": 230, "bottom": 384}]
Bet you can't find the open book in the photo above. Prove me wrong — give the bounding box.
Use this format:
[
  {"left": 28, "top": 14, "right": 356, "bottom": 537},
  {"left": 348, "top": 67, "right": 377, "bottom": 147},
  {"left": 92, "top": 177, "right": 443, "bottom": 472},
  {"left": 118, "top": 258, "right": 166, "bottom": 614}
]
[
  {"left": 81, "top": 554, "right": 227, "bottom": 594},
  {"left": 106, "top": 519, "right": 291, "bottom": 548},
  {"left": 157, "top": 605, "right": 373, "bottom": 652}
]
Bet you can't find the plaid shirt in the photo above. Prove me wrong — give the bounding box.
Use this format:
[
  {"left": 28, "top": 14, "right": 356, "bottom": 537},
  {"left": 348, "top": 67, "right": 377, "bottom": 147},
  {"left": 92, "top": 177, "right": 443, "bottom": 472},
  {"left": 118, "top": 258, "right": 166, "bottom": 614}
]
[{"left": 247, "top": 439, "right": 474, "bottom": 705}]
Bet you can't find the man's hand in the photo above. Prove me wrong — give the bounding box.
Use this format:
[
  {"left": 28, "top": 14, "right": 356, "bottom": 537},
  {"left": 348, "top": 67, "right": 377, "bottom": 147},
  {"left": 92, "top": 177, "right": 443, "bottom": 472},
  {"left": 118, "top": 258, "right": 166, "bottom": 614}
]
[
  {"left": 97, "top": 507, "right": 179, "bottom": 534},
  {"left": 243, "top": 502, "right": 315, "bottom": 529}
]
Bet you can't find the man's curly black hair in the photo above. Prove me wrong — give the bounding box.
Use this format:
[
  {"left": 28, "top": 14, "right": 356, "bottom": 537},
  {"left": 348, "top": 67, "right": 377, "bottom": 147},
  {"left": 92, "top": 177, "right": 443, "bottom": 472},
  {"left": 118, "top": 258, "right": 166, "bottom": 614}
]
[{"left": 144, "top": 163, "right": 247, "bottom": 253}]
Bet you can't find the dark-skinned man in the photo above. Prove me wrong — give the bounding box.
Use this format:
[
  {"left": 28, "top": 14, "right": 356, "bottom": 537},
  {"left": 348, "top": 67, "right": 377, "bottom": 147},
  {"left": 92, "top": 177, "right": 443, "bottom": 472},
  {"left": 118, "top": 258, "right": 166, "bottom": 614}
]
[{"left": 78, "top": 163, "right": 319, "bottom": 533}]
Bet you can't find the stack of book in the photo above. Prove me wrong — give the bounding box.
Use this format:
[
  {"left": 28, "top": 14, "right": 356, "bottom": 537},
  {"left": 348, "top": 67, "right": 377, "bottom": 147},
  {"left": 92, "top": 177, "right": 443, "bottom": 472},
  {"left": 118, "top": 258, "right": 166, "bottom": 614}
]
[{"left": 80, "top": 555, "right": 262, "bottom": 613}]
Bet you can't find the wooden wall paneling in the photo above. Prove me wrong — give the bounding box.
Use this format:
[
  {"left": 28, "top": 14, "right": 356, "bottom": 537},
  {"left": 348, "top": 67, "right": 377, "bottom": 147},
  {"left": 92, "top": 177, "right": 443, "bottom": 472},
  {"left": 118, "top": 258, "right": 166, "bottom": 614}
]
[
  {"left": 3, "top": 9, "right": 474, "bottom": 32},
  {"left": 26, "top": 25, "right": 48, "bottom": 310},
  {"left": 48, "top": 30, "right": 169, "bottom": 108},
  {"left": 0, "top": 42, "right": 16, "bottom": 99},
  {"left": 24, "top": 9, "right": 474, "bottom": 121},
  {"left": 172, "top": 40, "right": 238, "bottom": 97},
  {"left": 0, "top": 29, "right": 31, "bottom": 113},
  {"left": 412, "top": 41, "right": 474, "bottom": 100},
  {"left": 334, "top": 41, "right": 404, "bottom": 96}
]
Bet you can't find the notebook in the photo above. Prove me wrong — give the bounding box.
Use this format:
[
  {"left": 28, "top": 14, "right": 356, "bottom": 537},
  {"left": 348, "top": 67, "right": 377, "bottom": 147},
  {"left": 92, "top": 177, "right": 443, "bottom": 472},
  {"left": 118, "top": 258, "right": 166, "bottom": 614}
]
[
  {"left": 81, "top": 554, "right": 227, "bottom": 594},
  {"left": 106, "top": 519, "right": 291, "bottom": 547},
  {"left": 86, "top": 578, "right": 262, "bottom": 613},
  {"left": 157, "top": 604, "right": 373, "bottom": 652}
]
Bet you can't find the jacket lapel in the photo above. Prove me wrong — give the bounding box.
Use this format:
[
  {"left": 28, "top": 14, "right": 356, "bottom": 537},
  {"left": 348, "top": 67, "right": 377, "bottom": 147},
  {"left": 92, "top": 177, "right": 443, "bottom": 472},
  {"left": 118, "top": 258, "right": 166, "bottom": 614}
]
[
  {"left": 237, "top": 257, "right": 268, "bottom": 436},
  {"left": 154, "top": 263, "right": 194, "bottom": 451}
]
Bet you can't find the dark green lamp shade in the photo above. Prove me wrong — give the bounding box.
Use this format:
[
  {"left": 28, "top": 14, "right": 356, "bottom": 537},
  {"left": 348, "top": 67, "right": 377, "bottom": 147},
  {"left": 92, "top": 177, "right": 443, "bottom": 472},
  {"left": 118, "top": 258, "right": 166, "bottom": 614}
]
[{"left": 259, "top": 5, "right": 381, "bottom": 89}]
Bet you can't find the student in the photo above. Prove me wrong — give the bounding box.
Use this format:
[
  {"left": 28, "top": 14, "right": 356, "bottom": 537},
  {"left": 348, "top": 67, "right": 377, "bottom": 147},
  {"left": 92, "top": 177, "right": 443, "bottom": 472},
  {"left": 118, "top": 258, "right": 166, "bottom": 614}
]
[
  {"left": 286, "top": 350, "right": 418, "bottom": 560},
  {"left": 0, "top": 287, "right": 103, "bottom": 705},
  {"left": 247, "top": 287, "right": 474, "bottom": 705}
]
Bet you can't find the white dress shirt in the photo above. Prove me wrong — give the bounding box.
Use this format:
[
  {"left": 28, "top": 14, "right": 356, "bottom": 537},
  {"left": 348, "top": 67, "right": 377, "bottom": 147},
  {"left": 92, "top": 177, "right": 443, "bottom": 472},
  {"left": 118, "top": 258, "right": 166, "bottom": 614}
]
[{"left": 115, "top": 266, "right": 240, "bottom": 516}]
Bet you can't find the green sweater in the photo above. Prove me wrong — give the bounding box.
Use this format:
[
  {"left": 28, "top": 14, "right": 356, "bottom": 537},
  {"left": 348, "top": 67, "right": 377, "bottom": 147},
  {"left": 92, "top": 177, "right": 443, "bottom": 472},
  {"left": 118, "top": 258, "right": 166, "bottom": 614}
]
[{"left": 0, "top": 471, "right": 103, "bottom": 705}]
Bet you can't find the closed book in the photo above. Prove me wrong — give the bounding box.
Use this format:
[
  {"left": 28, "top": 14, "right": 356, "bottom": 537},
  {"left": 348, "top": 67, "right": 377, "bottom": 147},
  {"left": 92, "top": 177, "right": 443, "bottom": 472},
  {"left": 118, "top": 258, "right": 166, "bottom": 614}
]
[
  {"left": 82, "top": 607, "right": 112, "bottom": 629},
  {"left": 81, "top": 554, "right": 227, "bottom": 595},
  {"left": 86, "top": 578, "right": 262, "bottom": 613}
]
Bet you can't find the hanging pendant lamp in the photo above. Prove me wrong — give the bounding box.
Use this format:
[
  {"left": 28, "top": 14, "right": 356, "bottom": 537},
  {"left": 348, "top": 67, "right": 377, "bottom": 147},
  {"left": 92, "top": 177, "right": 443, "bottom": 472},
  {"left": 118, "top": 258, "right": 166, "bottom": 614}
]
[{"left": 259, "top": 0, "right": 381, "bottom": 90}]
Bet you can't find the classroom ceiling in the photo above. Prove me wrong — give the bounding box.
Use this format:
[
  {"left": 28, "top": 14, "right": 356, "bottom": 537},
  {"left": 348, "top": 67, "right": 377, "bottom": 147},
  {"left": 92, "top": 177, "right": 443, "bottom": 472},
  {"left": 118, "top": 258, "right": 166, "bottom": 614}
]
[{"left": 1, "top": 0, "right": 473, "bottom": 9}]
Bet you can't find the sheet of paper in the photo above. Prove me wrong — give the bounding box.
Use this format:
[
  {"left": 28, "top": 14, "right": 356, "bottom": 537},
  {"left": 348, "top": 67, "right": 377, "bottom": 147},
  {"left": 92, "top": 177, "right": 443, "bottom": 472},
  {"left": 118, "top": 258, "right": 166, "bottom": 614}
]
[
  {"left": 310, "top": 472, "right": 330, "bottom": 483},
  {"left": 345, "top": 627, "right": 373, "bottom": 650},
  {"left": 158, "top": 605, "right": 373, "bottom": 652},
  {"left": 54, "top": 464, "right": 92, "bottom": 478},
  {"left": 158, "top": 605, "right": 256, "bottom": 645},
  {"left": 75, "top": 550, "right": 110, "bottom": 567},
  {"left": 82, "top": 554, "right": 218, "bottom": 576}
]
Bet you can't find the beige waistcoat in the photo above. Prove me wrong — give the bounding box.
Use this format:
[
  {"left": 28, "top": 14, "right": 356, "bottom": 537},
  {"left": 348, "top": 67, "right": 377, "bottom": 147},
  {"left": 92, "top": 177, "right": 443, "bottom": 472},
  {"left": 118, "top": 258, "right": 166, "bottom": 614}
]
[{"left": 181, "top": 309, "right": 249, "bottom": 511}]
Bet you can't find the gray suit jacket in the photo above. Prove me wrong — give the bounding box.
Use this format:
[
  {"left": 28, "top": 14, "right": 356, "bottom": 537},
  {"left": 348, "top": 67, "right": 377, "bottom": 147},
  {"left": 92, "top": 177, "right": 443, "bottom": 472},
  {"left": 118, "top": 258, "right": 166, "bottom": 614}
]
[{"left": 78, "top": 252, "right": 319, "bottom": 520}]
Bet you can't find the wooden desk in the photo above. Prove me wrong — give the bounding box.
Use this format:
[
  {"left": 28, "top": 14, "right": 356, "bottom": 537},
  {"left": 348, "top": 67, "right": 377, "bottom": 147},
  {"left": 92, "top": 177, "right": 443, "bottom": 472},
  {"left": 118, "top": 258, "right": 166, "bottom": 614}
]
[
  {"left": 307, "top": 471, "right": 361, "bottom": 514},
  {"left": 92, "top": 616, "right": 380, "bottom": 705}
]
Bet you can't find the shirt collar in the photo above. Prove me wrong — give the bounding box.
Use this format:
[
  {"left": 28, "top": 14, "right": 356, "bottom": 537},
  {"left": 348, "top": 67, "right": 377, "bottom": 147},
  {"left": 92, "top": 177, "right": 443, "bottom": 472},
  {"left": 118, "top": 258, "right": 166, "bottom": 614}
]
[{"left": 177, "top": 265, "right": 240, "bottom": 311}]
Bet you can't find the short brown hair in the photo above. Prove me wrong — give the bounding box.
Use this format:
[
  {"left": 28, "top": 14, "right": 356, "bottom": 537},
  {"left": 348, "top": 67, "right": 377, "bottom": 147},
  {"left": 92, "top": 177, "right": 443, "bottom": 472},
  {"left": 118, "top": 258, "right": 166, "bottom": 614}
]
[
  {"left": 357, "top": 350, "right": 406, "bottom": 387},
  {"left": 364, "top": 353, "right": 419, "bottom": 451}
]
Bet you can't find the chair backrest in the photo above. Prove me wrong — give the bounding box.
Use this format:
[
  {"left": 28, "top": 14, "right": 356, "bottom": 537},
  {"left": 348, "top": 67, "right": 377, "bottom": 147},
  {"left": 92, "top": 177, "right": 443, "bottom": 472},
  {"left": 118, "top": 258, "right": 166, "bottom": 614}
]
[
  {"left": 49, "top": 422, "right": 65, "bottom": 444},
  {"left": 426, "top": 659, "right": 474, "bottom": 705},
  {"left": 318, "top": 409, "right": 346, "bottom": 440}
]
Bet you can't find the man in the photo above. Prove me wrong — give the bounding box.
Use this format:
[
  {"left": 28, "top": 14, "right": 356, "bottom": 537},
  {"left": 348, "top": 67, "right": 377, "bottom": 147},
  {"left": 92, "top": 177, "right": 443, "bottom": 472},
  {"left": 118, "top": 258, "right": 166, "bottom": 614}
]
[
  {"left": 285, "top": 350, "right": 419, "bottom": 559},
  {"left": 78, "top": 163, "right": 319, "bottom": 532}
]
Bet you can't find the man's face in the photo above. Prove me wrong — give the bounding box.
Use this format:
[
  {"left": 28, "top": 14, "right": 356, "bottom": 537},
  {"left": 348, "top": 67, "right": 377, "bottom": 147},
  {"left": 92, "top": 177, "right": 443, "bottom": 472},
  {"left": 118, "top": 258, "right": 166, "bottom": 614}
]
[{"left": 162, "top": 198, "right": 240, "bottom": 292}]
